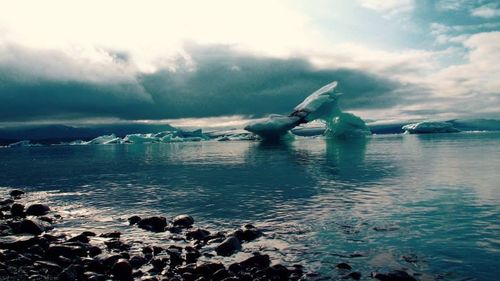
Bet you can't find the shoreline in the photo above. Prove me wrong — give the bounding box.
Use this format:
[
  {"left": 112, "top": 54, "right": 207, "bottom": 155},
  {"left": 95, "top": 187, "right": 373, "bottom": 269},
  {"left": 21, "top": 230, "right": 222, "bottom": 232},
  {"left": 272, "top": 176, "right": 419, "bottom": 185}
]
[{"left": 0, "top": 189, "right": 420, "bottom": 281}]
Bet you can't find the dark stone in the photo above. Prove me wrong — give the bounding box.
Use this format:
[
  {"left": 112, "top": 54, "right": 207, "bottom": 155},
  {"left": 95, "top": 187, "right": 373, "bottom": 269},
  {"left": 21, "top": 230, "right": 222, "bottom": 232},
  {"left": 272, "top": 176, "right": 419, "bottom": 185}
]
[
  {"left": 137, "top": 216, "right": 167, "bottom": 232},
  {"left": 150, "top": 257, "right": 168, "bottom": 272},
  {"left": 129, "top": 255, "right": 147, "bottom": 269},
  {"left": 372, "top": 270, "right": 417, "bottom": 281},
  {"left": 142, "top": 247, "right": 153, "bottom": 255},
  {"left": 88, "top": 246, "right": 102, "bottom": 257},
  {"left": 127, "top": 216, "right": 141, "bottom": 225},
  {"left": 0, "top": 198, "right": 14, "bottom": 205},
  {"left": 215, "top": 236, "right": 241, "bottom": 256},
  {"left": 84, "top": 271, "right": 105, "bottom": 281},
  {"left": 173, "top": 214, "right": 194, "bottom": 228},
  {"left": 228, "top": 263, "right": 242, "bottom": 274},
  {"left": 212, "top": 268, "right": 230, "bottom": 281},
  {"left": 10, "top": 190, "right": 25, "bottom": 198},
  {"left": 239, "top": 228, "right": 262, "bottom": 242},
  {"left": 194, "top": 263, "right": 225, "bottom": 278},
  {"left": 239, "top": 254, "right": 270, "bottom": 269},
  {"left": 271, "top": 264, "right": 290, "bottom": 280},
  {"left": 105, "top": 239, "right": 130, "bottom": 252},
  {"left": 68, "top": 234, "right": 90, "bottom": 243},
  {"left": 167, "top": 248, "right": 183, "bottom": 267},
  {"left": 185, "top": 247, "right": 201, "bottom": 264},
  {"left": 141, "top": 276, "right": 159, "bottom": 281},
  {"left": 186, "top": 229, "right": 211, "bottom": 242},
  {"left": 100, "top": 231, "right": 121, "bottom": 238},
  {"left": 182, "top": 272, "right": 195, "bottom": 281},
  {"left": 111, "top": 258, "right": 133, "bottom": 280},
  {"left": 18, "top": 219, "right": 45, "bottom": 235},
  {"left": 152, "top": 246, "right": 163, "bottom": 255},
  {"left": 343, "top": 272, "right": 361, "bottom": 280},
  {"left": 83, "top": 258, "right": 105, "bottom": 273},
  {"left": 46, "top": 245, "right": 86, "bottom": 259},
  {"left": 80, "top": 231, "right": 96, "bottom": 237},
  {"left": 34, "top": 260, "right": 62, "bottom": 273},
  {"left": 25, "top": 204, "right": 50, "bottom": 216},
  {"left": 336, "top": 262, "right": 352, "bottom": 270},
  {"left": 59, "top": 264, "right": 84, "bottom": 281},
  {"left": 11, "top": 203, "right": 25, "bottom": 217}
]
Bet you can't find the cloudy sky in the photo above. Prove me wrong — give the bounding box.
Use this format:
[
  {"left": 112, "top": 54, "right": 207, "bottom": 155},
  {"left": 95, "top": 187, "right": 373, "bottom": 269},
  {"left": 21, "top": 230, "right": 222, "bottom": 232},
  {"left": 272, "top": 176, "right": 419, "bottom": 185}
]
[{"left": 0, "top": 0, "right": 499, "bottom": 127}]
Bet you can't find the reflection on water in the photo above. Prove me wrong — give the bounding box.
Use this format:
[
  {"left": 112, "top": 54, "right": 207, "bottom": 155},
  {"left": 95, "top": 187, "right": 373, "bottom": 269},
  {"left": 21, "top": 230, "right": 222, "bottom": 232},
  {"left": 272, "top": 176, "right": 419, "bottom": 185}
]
[{"left": 1, "top": 132, "right": 499, "bottom": 280}]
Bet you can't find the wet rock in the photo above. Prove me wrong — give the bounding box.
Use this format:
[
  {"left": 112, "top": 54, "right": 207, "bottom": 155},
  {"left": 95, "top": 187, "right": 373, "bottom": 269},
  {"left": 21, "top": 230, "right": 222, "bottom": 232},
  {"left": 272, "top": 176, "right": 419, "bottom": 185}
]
[
  {"left": 80, "top": 231, "right": 96, "bottom": 237},
  {"left": 167, "top": 248, "right": 183, "bottom": 267},
  {"left": 128, "top": 216, "right": 141, "bottom": 225},
  {"left": 142, "top": 246, "right": 153, "bottom": 255},
  {"left": 129, "top": 255, "right": 147, "bottom": 269},
  {"left": 10, "top": 190, "right": 25, "bottom": 198},
  {"left": 270, "top": 264, "right": 290, "bottom": 280},
  {"left": 0, "top": 198, "right": 14, "bottom": 206},
  {"left": 83, "top": 271, "right": 105, "bottom": 281},
  {"left": 105, "top": 239, "right": 130, "bottom": 252},
  {"left": 372, "top": 270, "right": 417, "bottom": 281},
  {"left": 68, "top": 234, "right": 90, "bottom": 243},
  {"left": 11, "top": 203, "right": 25, "bottom": 217},
  {"left": 186, "top": 228, "right": 210, "bottom": 241},
  {"left": 173, "top": 214, "right": 194, "bottom": 228},
  {"left": 239, "top": 253, "right": 270, "bottom": 269},
  {"left": 88, "top": 246, "right": 102, "bottom": 257},
  {"left": 34, "top": 260, "right": 62, "bottom": 273},
  {"left": 137, "top": 216, "right": 167, "bottom": 232},
  {"left": 18, "top": 219, "right": 46, "bottom": 235},
  {"left": 185, "top": 246, "right": 201, "bottom": 264},
  {"left": 141, "top": 276, "right": 159, "bottom": 281},
  {"left": 25, "top": 204, "right": 50, "bottom": 216},
  {"left": 343, "top": 272, "right": 361, "bottom": 280},
  {"left": 46, "top": 244, "right": 86, "bottom": 259},
  {"left": 112, "top": 258, "right": 133, "bottom": 280},
  {"left": 59, "top": 264, "right": 84, "bottom": 281},
  {"left": 83, "top": 258, "right": 105, "bottom": 273},
  {"left": 215, "top": 236, "right": 241, "bottom": 256},
  {"left": 100, "top": 231, "right": 121, "bottom": 238},
  {"left": 150, "top": 257, "right": 168, "bottom": 272},
  {"left": 212, "top": 268, "right": 230, "bottom": 281},
  {"left": 152, "top": 246, "right": 163, "bottom": 255},
  {"left": 336, "top": 262, "right": 352, "bottom": 270}
]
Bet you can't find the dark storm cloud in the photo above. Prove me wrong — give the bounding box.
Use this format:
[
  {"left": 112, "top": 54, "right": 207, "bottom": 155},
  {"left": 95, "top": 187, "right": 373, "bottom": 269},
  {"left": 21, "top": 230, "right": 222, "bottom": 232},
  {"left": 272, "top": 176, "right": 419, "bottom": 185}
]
[{"left": 0, "top": 44, "right": 415, "bottom": 122}]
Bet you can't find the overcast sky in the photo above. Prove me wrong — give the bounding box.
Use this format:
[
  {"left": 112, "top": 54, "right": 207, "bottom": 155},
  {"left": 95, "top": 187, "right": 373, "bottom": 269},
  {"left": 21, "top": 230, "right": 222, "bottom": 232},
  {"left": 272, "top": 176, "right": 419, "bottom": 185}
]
[{"left": 0, "top": 0, "right": 499, "bottom": 126}]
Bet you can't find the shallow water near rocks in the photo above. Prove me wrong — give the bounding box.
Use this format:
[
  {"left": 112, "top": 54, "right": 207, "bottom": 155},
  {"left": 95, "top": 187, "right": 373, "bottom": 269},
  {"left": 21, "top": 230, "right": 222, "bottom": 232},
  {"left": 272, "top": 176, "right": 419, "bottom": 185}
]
[{"left": 1, "top": 132, "right": 499, "bottom": 280}]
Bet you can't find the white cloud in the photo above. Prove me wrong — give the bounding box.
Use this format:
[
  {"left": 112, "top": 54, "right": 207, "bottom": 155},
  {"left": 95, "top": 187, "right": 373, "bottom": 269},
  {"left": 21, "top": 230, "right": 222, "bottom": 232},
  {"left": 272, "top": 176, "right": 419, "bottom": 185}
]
[
  {"left": 359, "top": 0, "right": 414, "bottom": 15},
  {"left": 471, "top": 4, "right": 500, "bottom": 18},
  {"left": 0, "top": 0, "right": 322, "bottom": 72}
]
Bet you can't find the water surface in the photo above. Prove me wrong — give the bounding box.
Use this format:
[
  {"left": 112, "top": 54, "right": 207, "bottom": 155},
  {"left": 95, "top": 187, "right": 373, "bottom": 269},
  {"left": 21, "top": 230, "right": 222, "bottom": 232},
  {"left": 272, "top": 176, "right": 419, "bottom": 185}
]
[{"left": 1, "top": 132, "right": 499, "bottom": 280}]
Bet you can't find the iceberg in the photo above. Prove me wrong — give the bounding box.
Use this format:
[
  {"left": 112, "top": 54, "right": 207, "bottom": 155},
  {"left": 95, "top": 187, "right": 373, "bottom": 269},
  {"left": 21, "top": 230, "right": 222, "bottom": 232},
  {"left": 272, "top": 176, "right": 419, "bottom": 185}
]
[
  {"left": 123, "top": 133, "right": 157, "bottom": 144},
  {"left": 402, "top": 121, "right": 460, "bottom": 134},
  {"left": 245, "top": 81, "right": 370, "bottom": 139},
  {"left": 84, "top": 134, "right": 122, "bottom": 145}
]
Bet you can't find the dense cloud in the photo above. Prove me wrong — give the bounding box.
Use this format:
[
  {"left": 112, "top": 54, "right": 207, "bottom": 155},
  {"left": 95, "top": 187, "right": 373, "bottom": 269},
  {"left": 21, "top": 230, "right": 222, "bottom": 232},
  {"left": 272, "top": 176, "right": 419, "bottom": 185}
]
[{"left": 0, "top": 44, "right": 412, "bottom": 122}]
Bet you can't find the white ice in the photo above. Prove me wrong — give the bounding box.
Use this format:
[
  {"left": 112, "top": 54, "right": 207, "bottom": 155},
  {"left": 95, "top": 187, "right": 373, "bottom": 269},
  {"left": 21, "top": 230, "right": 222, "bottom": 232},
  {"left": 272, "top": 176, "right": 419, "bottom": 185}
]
[
  {"left": 402, "top": 121, "right": 460, "bottom": 134},
  {"left": 245, "top": 81, "right": 370, "bottom": 139}
]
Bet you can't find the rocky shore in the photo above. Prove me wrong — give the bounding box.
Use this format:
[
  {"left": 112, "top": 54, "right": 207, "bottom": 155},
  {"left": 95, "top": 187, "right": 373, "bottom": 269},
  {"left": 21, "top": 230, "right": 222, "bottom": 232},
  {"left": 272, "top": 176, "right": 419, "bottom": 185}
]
[{"left": 0, "top": 190, "right": 418, "bottom": 281}]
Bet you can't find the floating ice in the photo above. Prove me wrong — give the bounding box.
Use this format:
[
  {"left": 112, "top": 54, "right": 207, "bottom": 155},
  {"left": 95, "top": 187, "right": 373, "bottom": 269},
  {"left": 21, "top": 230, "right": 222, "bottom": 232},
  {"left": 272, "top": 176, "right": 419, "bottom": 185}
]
[
  {"left": 245, "top": 81, "right": 369, "bottom": 139},
  {"left": 402, "top": 121, "right": 460, "bottom": 134},
  {"left": 7, "top": 140, "right": 42, "bottom": 148},
  {"left": 85, "top": 134, "right": 121, "bottom": 145}
]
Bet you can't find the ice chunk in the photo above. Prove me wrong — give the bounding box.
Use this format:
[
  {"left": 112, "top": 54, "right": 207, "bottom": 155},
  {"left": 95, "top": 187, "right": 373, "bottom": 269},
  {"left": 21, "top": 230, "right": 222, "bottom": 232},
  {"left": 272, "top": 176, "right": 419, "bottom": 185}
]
[
  {"left": 325, "top": 113, "right": 371, "bottom": 138},
  {"left": 244, "top": 115, "right": 301, "bottom": 139},
  {"left": 85, "top": 134, "right": 122, "bottom": 145},
  {"left": 292, "top": 81, "right": 342, "bottom": 122},
  {"left": 402, "top": 121, "right": 460, "bottom": 134},
  {"left": 123, "top": 133, "right": 157, "bottom": 144}
]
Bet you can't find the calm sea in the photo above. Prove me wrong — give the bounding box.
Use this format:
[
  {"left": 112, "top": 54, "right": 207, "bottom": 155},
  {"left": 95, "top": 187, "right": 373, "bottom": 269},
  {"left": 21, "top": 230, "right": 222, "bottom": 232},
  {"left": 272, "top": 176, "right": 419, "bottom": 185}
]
[{"left": 1, "top": 132, "right": 499, "bottom": 280}]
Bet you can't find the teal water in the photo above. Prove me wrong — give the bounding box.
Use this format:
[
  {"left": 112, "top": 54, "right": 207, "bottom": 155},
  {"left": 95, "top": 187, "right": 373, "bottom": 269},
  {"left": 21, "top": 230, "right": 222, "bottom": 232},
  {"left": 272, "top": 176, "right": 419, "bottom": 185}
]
[{"left": 1, "top": 132, "right": 499, "bottom": 280}]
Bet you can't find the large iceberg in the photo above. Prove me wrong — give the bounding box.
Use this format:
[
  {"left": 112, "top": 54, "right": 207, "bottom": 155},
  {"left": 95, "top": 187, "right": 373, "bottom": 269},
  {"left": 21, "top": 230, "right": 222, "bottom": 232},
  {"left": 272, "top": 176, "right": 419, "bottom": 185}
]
[
  {"left": 402, "top": 121, "right": 460, "bottom": 134},
  {"left": 245, "top": 81, "right": 370, "bottom": 139}
]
